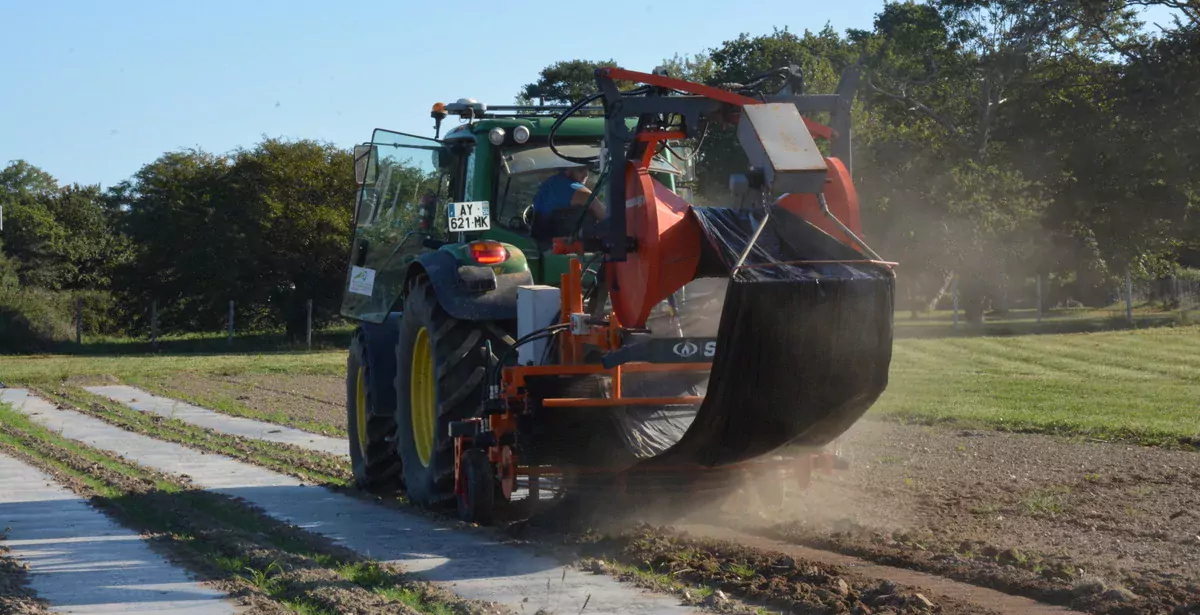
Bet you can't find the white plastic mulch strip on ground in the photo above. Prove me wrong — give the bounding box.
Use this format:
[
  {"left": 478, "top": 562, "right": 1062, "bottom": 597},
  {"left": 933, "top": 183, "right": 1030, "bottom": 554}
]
[
  {"left": 0, "top": 444, "right": 236, "bottom": 614},
  {"left": 85, "top": 385, "right": 556, "bottom": 501},
  {"left": 1, "top": 389, "right": 697, "bottom": 615},
  {"left": 84, "top": 385, "right": 347, "bottom": 458}
]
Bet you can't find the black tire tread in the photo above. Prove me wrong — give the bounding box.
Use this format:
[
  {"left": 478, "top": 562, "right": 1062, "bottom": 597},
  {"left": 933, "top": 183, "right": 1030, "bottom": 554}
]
[
  {"left": 395, "top": 277, "right": 512, "bottom": 509},
  {"left": 458, "top": 448, "right": 496, "bottom": 524},
  {"left": 346, "top": 328, "right": 402, "bottom": 492}
]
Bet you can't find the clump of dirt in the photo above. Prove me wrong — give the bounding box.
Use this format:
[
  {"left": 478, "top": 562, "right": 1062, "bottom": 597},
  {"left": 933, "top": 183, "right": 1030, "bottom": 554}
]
[
  {"left": 0, "top": 541, "right": 50, "bottom": 615},
  {"left": 145, "top": 372, "right": 345, "bottom": 436},
  {"left": 722, "top": 420, "right": 1200, "bottom": 615},
  {"left": 563, "top": 524, "right": 992, "bottom": 615},
  {"left": 62, "top": 374, "right": 119, "bottom": 387}
]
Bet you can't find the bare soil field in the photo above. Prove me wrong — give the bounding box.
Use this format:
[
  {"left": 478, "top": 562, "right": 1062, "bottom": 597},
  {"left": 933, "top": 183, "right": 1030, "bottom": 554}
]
[
  {"left": 6, "top": 326, "right": 1197, "bottom": 614},
  {"left": 710, "top": 420, "right": 1200, "bottom": 614},
  {"left": 128, "top": 364, "right": 1200, "bottom": 614},
  {"left": 139, "top": 372, "right": 347, "bottom": 436}
]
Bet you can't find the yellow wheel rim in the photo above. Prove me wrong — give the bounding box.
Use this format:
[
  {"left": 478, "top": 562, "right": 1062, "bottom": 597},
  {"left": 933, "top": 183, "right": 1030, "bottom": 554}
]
[
  {"left": 354, "top": 365, "right": 369, "bottom": 455},
  {"left": 410, "top": 326, "right": 435, "bottom": 467}
]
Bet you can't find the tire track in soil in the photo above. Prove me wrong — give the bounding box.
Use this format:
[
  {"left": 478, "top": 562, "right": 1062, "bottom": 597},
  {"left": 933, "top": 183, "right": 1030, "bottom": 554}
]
[
  {"left": 676, "top": 525, "right": 1079, "bottom": 615},
  {"left": 1, "top": 388, "right": 700, "bottom": 615},
  {"left": 93, "top": 386, "right": 1084, "bottom": 615}
]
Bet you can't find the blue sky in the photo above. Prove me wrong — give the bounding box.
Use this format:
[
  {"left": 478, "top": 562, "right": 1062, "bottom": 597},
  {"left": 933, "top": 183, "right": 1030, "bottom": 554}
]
[{"left": 0, "top": 1, "right": 1179, "bottom": 188}]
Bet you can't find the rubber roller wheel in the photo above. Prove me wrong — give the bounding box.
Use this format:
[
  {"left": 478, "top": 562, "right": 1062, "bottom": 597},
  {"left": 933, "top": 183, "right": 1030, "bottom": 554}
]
[
  {"left": 345, "top": 328, "right": 402, "bottom": 493},
  {"left": 394, "top": 276, "right": 512, "bottom": 510},
  {"left": 457, "top": 448, "right": 496, "bottom": 524}
]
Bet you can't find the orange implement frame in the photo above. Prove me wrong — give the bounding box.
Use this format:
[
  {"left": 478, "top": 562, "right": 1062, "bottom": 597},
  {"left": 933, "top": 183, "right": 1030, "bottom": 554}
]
[
  {"left": 450, "top": 66, "right": 866, "bottom": 518},
  {"left": 598, "top": 66, "right": 836, "bottom": 141},
  {"left": 452, "top": 242, "right": 850, "bottom": 510}
]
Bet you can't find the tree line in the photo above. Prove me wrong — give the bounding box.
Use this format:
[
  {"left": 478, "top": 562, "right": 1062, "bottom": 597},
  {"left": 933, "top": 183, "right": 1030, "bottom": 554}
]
[
  {"left": 3, "top": 0, "right": 1197, "bottom": 349},
  {"left": 523, "top": 0, "right": 1199, "bottom": 320},
  {"left": 0, "top": 140, "right": 355, "bottom": 349}
]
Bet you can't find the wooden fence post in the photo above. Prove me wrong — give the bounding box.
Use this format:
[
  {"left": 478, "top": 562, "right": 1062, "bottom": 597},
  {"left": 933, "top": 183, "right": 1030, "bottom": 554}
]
[
  {"left": 306, "top": 299, "right": 313, "bottom": 350},
  {"left": 952, "top": 275, "right": 960, "bottom": 329},
  {"left": 1036, "top": 274, "right": 1043, "bottom": 324},
  {"left": 1125, "top": 270, "right": 1134, "bottom": 324},
  {"left": 151, "top": 300, "right": 158, "bottom": 349}
]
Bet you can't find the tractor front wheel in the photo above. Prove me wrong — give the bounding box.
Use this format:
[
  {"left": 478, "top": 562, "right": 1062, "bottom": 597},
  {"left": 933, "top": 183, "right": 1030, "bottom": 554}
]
[
  {"left": 395, "top": 277, "right": 509, "bottom": 510},
  {"left": 346, "top": 329, "right": 402, "bottom": 493}
]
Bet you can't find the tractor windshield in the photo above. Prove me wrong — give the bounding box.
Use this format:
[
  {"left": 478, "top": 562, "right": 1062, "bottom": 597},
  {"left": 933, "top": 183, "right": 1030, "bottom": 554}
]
[
  {"left": 494, "top": 142, "right": 681, "bottom": 233},
  {"left": 341, "top": 128, "right": 449, "bottom": 323}
]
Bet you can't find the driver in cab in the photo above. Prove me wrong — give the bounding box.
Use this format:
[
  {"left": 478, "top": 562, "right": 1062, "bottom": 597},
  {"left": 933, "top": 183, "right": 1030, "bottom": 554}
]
[{"left": 531, "top": 165, "right": 606, "bottom": 242}]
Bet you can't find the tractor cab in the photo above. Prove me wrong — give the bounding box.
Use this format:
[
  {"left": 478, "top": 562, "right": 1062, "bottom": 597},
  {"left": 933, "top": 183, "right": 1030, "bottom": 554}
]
[{"left": 339, "top": 99, "right": 686, "bottom": 323}]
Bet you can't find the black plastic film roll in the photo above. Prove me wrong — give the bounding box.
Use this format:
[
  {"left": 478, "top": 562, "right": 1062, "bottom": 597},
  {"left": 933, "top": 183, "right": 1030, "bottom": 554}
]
[{"left": 623, "top": 205, "right": 895, "bottom": 469}]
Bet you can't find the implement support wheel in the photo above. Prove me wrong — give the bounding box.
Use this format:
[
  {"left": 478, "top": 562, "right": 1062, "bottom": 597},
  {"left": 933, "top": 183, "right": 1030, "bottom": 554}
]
[{"left": 458, "top": 448, "right": 496, "bottom": 524}]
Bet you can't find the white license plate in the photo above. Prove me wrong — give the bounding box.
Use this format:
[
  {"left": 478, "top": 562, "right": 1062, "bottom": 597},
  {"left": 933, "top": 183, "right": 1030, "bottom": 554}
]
[{"left": 447, "top": 201, "right": 490, "bottom": 232}]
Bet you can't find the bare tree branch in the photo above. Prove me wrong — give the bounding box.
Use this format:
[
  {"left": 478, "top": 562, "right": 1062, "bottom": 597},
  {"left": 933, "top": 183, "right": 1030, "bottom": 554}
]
[{"left": 865, "top": 75, "right": 967, "bottom": 143}]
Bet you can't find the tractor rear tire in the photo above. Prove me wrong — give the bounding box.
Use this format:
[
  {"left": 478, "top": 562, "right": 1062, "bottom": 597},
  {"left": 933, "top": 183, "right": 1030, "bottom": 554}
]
[
  {"left": 395, "top": 277, "right": 512, "bottom": 510},
  {"left": 346, "top": 328, "right": 403, "bottom": 493}
]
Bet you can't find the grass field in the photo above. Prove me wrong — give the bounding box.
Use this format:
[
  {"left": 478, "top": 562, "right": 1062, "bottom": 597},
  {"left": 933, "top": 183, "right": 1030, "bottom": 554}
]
[
  {"left": 874, "top": 325, "right": 1200, "bottom": 446},
  {"left": 895, "top": 303, "right": 1194, "bottom": 338},
  {"left": 2, "top": 324, "right": 1197, "bottom": 447}
]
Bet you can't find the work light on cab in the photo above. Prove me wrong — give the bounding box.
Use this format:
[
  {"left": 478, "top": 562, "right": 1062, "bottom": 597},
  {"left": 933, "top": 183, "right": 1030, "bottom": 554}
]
[
  {"left": 513, "top": 125, "right": 530, "bottom": 143},
  {"left": 469, "top": 240, "right": 508, "bottom": 265},
  {"left": 488, "top": 127, "right": 506, "bottom": 146}
]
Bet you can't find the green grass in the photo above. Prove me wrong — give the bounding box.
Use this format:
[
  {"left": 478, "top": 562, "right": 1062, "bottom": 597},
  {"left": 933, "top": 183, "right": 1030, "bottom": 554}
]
[
  {"left": 870, "top": 325, "right": 1200, "bottom": 447},
  {"left": 895, "top": 303, "right": 1193, "bottom": 338},
  {"left": 1020, "top": 486, "right": 1072, "bottom": 516},
  {"left": 0, "top": 350, "right": 346, "bottom": 387},
  {"left": 6, "top": 323, "right": 1199, "bottom": 449},
  {"left": 41, "top": 325, "right": 357, "bottom": 357}
]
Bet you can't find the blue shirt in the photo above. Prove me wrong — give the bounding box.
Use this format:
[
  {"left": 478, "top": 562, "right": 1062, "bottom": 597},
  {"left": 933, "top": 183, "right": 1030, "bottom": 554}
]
[{"left": 533, "top": 173, "right": 585, "bottom": 216}]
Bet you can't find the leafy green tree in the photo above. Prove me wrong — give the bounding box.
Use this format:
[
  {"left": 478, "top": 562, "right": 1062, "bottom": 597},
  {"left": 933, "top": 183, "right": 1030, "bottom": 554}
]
[
  {"left": 116, "top": 139, "right": 356, "bottom": 338},
  {"left": 519, "top": 59, "right": 620, "bottom": 105},
  {"left": 0, "top": 238, "right": 19, "bottom": 290},
  {"left": 0, "top": 161, "right": 128, "bottom": 291},
  {"left": 226, "top": 137, "right": 357, "bottom": 339}
]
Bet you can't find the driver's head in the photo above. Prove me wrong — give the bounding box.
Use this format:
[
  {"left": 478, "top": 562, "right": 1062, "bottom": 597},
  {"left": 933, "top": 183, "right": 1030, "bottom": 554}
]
[{"left": 564, "top": 165, "right": 589, "bottom": 183}]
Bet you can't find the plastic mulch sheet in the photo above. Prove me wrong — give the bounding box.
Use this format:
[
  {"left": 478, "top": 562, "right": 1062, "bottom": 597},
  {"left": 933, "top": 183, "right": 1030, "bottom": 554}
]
[{"left": 615, "top": 204, "right": 895, "bottom": 470}]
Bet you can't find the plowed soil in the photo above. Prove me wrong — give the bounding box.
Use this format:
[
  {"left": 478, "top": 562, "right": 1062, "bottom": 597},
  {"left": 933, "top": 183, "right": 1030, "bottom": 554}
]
[
  {"left": 113, "top": 370, "right": 1200, "bottom": 614},
  {"left": 142, "top": 373, "right": 346, "bottom": 436},
  {"left": 571, "top": 525, "right": 996, "bottom": 615},
  {"left": 0, "top": 542, "right": 49, "bottom": 615},
  {"left": 707, "top": 420, "right": 1200, "bottom": 615}
]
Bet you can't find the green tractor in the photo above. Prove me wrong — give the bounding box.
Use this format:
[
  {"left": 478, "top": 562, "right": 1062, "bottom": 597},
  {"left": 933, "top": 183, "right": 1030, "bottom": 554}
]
[{"left": 339, "top": 98, "right": 686, "bottom": 509}]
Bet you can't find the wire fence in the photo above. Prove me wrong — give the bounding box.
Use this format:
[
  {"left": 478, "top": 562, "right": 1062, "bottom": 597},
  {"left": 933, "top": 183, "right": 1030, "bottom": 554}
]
[
  {"left": 924, "top": 273, "right": 1200, "bottom": 331},
  {"left": 67, "top": 298, "right": 332, "bottom": 351},
  {"left": 53, "top": 273, "right": 1200, "bottom": 350}
]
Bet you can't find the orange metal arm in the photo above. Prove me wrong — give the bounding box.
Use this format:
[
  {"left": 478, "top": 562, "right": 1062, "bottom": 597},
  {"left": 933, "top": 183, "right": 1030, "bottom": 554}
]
[{"left": 597, "top": 67, "right": 835, "bottom": 140}]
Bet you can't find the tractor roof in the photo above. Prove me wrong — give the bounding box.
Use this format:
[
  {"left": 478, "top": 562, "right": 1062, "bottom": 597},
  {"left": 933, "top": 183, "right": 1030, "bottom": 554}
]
[{"left": 443, "top": 116, "right": 610, "bottom": 141}]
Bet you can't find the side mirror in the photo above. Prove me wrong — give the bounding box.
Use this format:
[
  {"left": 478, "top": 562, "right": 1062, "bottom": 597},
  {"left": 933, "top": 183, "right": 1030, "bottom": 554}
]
[{"left": 353, "top": 144, "right": 378, "bottom": 186}]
